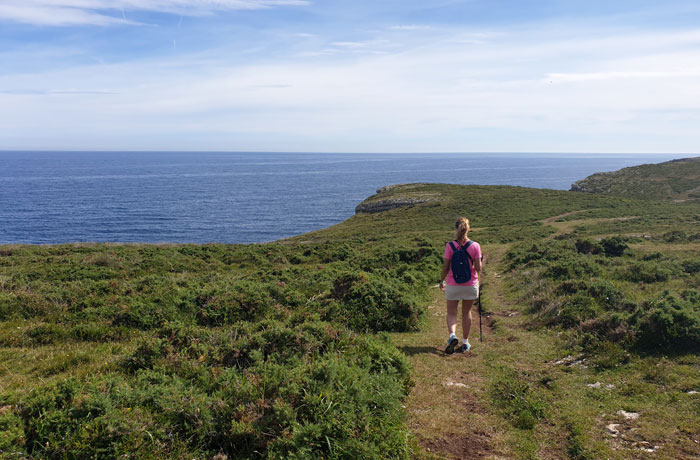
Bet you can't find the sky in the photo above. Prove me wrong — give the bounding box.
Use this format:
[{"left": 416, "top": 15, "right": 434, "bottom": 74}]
[{"left": 1, "top": 0, "right": 700, "bottom": 153}]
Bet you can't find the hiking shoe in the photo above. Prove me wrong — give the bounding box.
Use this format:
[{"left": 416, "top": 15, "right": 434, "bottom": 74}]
[
  {"left": 445, "top": 336, "right": 459, "bottom": 355},
  {"left": 456, "top": 342, "right": 471, "bottom": 353}
]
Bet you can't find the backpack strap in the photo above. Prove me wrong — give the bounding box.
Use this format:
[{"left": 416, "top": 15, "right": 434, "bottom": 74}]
[
  {"left": 460, "top": 240, "right": 474, "bottom": 261},
  {"left": 449, "top": 240, "right": 474, "bottom": 261}
]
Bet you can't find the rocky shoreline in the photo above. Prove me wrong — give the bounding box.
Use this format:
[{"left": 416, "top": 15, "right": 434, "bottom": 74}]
[{"left": 354, "top": 184, "right": 438, "bottom": 213}]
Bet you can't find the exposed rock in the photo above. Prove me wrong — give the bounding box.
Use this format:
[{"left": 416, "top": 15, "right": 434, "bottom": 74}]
[
  {"left": 636, "top": 442, "right": 659, "bottom": 453},
  {"left": 355, "top": 197, "right": 433, "bottom": 213},
  {"left": 606, "top": 423, "right": 620, "bottom": 436},
  {"left": 617, "top": 410, "right": 640, "bottom": 420},
  {"left": 355, "top": 183, "right": 439, "bottom": 213},
  {"left": 586, "top": 382, "right": 615, "bottom": 389},
  {"left": 552, "top": 355, "right": 575, "bottom": 365},
  {"left": 445, "top": 381, "right": 468, "bottom": 388}
]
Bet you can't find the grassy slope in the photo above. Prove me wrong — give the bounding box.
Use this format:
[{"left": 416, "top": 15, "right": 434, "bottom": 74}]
[
  {"left": 1, "top": 177, "right": 699, "bottom": 459},
  {"left": 300, "top": 183, "right": 700, "bottom": 459},
  {"left": 570, "top": 156, "right": 700, "bottom": 200}
]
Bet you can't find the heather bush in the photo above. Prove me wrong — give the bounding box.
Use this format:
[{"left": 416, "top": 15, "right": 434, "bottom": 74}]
[
  {"left": 18, "top": 320, "right": 414, "bottom": 460},
  {"left": 553, "top": 294, "right": 600, "bottom": 328},
  {"left": 330, "top": 271, "right": 424, "bottom": 332},
  {"left": 600, "top": 236, "right": 629, "bottom": 257},
  {"left": 620, "top": 261, "right": 675, "bottom": 283},
  {"left": 195, "top": 280, "right": 274, "bottom": 326},
  {"left": 574, "top": 239, "right": 602, "bottom": 255},
  {"left": 681, "top": 259, "right": 700, "bottom": 274},
  {"left": 542, "top": 257, "right": 600, "bottom": 280},
  {"left": 636, "top": 293, "right": 700, "bottom": 351}
]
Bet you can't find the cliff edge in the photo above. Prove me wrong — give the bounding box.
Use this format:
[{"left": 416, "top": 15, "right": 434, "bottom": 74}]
[
  {"left": 354, "top": 183, "right": 440, "bottom": 213},
  {"left": 570, "top": 156, "right": 700, "bottom": 200}
]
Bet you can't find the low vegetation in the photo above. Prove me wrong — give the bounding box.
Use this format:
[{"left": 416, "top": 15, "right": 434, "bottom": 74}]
[
  {"left": 2, "top": 159, "right": 699, "bottom": 459},
  {"left": 571, "top": 156, "right": 700, "bottom": 200}
]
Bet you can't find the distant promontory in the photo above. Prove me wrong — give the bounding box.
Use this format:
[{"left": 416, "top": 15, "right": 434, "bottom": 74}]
[{"left": 570, "top": 156, "right": 700, "bottom": 200}]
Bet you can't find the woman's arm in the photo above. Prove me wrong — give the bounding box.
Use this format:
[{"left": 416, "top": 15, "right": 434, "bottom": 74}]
[
  {"left": 474, "top": 256, "right": 482, "bottom": 273},
  {"left": 440, "top": 258, "right": 450, "bottom": 290}
]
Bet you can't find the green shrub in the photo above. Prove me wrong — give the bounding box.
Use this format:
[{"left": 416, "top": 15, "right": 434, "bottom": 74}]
[
  {"left": 321, "top": 243, "right": 356, "bottom": 262},
  {"left": 662, "top": 231, "right": 687, "bottom": 242},
  {"left": 586, "top": 280, "right": 624, "bottom": 308},
  {"left": 590, "top": 341, "right": 630, "bottom": 370},
  {"left": 575, "top": 239, "right": 602, "bottom": 255},
  {"left": 330, "top": 272, "right": 424, "bottom": 332},
  {"left": 506, "top": 242, "right": 568, "bottom": 269},
  {"left": 0, "top": 406, "right": 24, "bottom": 454},
  {"left": 542, "top": 257, "right": 600, "bottom": 280},
  {"left": 566, "top": 422, "right": 595, "bottom": 460},
  {"left": 195, "top": 280, "right": 273, "bottom": 326},
  {"left": 621, "top": 262, "right": 674, "bottom": 283},
  {"left": 579, "top": 313, "right": 634, "bottom": 345},
  {"left": 681, "top": 259, "right": 700, "bottom": 274},
  {"left": 21, "top": 321, "right": 415, "bottom": 460},
  {"left": 600, "top": 236, "right": 628, "bottom": 257},
  {"left": 0, "top": 291, "right": 54, "bottom": 320},
  {"left": 555, "top": 294, "right": 600, "bottom": 328},
  {"left": 112, "top": 302, "right": 168, "bottom": 330},
  {"left": 26, "top": 323, "right": 68, "bottom": 345},
  {"left": 121, "top": 337, "right": 168, "bottom": 373},
  {"left": 636, "top": 293, "right": 700, "bottom": 351}
]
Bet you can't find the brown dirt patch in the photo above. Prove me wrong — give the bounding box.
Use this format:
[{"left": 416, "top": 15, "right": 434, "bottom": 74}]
[
  {"left": 420, "top": 429, "right": 493, "bottom": 460},
  {"left": 459, "top": 393, "right": 487, "bottom": 416}
]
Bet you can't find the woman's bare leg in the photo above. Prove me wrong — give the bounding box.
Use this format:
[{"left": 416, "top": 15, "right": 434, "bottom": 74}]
[
  {"left": 446, "top": 299, "right": 459, "bottom": 335},
  {"left": 461, "top": 299, "right": 475, "bottom": 340}
]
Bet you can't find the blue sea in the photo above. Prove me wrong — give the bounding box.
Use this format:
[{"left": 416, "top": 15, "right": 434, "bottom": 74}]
[{"left": 0, "top": 151, "right": 682, "bottom": 244}]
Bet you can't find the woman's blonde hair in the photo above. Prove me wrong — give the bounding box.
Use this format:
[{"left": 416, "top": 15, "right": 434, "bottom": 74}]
[{"left": 455, "top": 217, "right": 470, "bottom": 242}]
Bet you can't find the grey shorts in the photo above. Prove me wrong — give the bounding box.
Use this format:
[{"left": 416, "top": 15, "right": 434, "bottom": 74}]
[{"left": 445, "top": 283, "right": 479, "bottom": 301}]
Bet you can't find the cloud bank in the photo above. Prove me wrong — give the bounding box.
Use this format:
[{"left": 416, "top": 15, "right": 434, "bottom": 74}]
[
  {"left": 0, "top": 0, "right": 309, "bottom": 26},
  {"left": 2, "top": 2, "right": 700, "bottom": 152}
]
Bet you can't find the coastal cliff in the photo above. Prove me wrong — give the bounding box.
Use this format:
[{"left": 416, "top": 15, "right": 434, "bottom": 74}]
[
  {"left": 570, "top": 156, "right": 700, "bottom": 200},
  {"left": 355, "top": 183, "right": 439, "bottom": 213}
]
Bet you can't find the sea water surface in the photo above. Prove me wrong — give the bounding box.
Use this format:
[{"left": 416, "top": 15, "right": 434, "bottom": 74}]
[{"left": 0, "top": 151, "right": 681, "bottom": 244}]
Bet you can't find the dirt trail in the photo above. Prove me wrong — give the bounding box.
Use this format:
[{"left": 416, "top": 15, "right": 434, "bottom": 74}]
[
  {"left": 392, "top": 245, "right": 526, "bottom": 460},
  {"left": 394, "top": 213, "right": 583, "bottom": 459},
  {"left": 393, "top": 211, "right": 698, "bottom": 459},
  {"left": 539, "top": 209, "right": 591, "bottom": 225}
]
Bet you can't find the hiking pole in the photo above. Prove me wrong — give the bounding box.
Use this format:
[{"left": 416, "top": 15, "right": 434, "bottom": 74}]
[
  {"left": 479, "top": 254, "right": 484, "bottom": 342},
  {"left": 478, "top": 283, "right": 483, "bottom": 342}
]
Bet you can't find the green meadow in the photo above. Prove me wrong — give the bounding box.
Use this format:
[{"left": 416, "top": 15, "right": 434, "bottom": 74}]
[{"left": 1, "top": 161, "right": 699, "bottom": 459}]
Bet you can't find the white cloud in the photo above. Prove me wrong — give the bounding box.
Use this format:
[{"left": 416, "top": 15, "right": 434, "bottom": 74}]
[
  {"left": 0, "top": 0, "right": 310, "bottom": 26},
  {"left": 389, "top": 25, "right": 432, "bottom": 31},
  {"left": 0, "top": 4, "right": 131, "bottom": 26},
  {"left": 2, "top": 24, "right": 700, "bottom": 152},
  {"left": 547, "top": 70, "right": 700, "bottom": 82}
]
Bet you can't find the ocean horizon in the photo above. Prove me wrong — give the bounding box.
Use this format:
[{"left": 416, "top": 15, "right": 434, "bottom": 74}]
[{"left": 0, "top": 151, "right": 686, "bottom": 245}]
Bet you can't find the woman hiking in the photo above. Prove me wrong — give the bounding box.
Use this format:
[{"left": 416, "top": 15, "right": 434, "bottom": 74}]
[{"left": 439, "top": 217, "right": 482, "bottom": 354}]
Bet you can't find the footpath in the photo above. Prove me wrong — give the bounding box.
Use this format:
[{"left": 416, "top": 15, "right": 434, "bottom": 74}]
[
  {"left": 391, "top": 211, "right": 694, "bottom": 460},
  {"left": 392, "top": 244, "right": 531, "bottom": 459}
]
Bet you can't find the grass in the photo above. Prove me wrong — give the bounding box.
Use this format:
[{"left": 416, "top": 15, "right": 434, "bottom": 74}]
[
  {"left": 1, "top": 176, "right": 700, "bottom": 459},
  {"left": 571, "top": 156, "right": 700, "bottom": 200}
]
